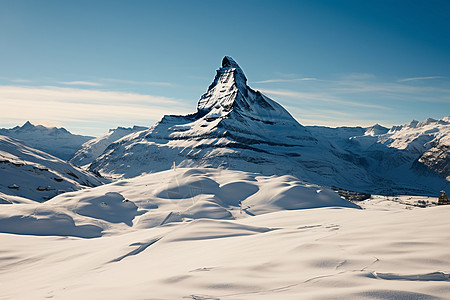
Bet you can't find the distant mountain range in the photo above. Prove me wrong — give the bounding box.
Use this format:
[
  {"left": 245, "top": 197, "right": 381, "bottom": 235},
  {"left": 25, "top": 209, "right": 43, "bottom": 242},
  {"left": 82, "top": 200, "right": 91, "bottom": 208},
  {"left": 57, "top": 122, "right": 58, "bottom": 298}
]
[{"left": 0, "top": 121, "right": 93, "bottom": 161}]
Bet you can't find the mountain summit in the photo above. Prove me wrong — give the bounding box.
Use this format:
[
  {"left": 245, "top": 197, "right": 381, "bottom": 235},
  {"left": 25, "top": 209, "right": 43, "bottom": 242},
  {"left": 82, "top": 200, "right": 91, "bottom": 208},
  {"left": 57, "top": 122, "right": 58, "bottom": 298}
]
[
  {"left": 194, "top": 56, "right": 314, "bottom": 145},
  {"left": 196, "top": 56, "right": 311, "bottom": 142}
]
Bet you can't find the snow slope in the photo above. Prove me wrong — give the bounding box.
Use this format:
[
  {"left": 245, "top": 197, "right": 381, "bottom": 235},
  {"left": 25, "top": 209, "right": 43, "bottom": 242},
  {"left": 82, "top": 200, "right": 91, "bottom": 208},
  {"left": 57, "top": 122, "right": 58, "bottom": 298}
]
[
  {"left": 0, "top": 135, "right": 104, "bottom": 202},
  {"left": 0, "top": 167, "right": 449, "bottom": 299},
  {"left": 70, "top": 125, "right": 147, "bottom": 167},
  {"left": 0, "top": 121, "right": 93, "bottom": 160}
]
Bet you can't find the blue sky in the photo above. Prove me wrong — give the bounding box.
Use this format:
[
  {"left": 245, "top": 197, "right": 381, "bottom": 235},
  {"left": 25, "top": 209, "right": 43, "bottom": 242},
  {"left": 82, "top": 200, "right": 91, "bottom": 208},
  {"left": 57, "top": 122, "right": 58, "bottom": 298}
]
[{"left": 0, "top": 0, "right": 449, "bottom": 136}]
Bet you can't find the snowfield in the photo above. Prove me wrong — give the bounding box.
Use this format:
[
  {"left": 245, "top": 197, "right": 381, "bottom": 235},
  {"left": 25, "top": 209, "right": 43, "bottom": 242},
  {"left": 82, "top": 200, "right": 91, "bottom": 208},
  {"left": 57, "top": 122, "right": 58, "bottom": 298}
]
[{"left": 1, "top": 168, "right": 450, "bottom": 299}]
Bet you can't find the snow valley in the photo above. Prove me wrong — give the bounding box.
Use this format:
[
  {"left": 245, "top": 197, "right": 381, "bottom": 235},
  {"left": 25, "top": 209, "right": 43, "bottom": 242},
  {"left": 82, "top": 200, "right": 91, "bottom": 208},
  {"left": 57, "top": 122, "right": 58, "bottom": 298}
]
[{"left": 1, "top": 57, "right": 449, "bottom": 299}]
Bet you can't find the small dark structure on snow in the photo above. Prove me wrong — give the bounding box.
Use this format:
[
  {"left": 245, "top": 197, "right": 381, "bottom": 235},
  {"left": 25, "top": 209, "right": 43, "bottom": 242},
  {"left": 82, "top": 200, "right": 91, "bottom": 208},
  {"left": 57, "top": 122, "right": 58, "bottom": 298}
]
[
  {"left": 8, "top": 184, "right": 19, "bottom": 190},
  {"left": 438, "top": 190, "right": 450, "bottom": 205}
]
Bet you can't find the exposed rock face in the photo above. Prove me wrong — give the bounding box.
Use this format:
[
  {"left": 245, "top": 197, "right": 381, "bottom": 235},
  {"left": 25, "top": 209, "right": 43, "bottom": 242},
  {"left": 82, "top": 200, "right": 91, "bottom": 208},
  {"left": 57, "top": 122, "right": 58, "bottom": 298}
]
[{"left": 414, "top": 136, "right": 450, "bottom": 178}]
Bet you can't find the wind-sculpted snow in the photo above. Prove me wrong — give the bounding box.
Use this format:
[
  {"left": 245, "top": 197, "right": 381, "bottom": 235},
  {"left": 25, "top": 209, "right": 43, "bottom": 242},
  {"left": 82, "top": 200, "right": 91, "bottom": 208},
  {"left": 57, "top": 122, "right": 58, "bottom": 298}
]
[
  {"left": 0, "top": 168, "right": 358, "bottom": 238},
  {"left": 59, "top": 168, "right": 359, "bottom": 227},
  {"left": 0, "top": 121, "right": 93, "bottom": 160},
  {"left": 0, "top": 204, "right": 102, "bottom": 238},
  {"left": 0, "top": 135, "right": 104, "bottom": 202}
]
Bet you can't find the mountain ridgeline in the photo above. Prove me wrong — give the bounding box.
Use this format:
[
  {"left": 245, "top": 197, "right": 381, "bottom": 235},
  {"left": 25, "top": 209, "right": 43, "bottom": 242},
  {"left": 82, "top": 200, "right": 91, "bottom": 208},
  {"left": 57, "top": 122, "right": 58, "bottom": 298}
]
[
  {"left": 88, "top": 56, "right": 449, "bottom": 195},
  {"left": 0, "top": 121, "right": 93, "bottom": 161}
]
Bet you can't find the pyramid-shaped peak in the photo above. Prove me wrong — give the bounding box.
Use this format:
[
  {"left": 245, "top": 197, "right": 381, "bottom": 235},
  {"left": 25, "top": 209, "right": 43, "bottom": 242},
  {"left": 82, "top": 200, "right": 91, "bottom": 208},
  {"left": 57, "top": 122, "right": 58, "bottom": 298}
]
[
  {"left": 21, "top": 121, "right": 35, "bottom": 129},
  {"left": 195, "top": 56, "right": 309, "bottom": 136},
  {"left": 220, "top": 56, "right": 247, "bottom": 83},
  {"left": 222, "top": 56, "right": 240, "bottom": 68}
]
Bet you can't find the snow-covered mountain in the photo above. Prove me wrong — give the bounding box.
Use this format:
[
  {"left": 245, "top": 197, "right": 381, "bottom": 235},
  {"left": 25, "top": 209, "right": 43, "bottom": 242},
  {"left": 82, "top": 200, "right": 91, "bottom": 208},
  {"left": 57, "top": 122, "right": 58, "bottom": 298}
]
[
  {"left": 0, "top": 121, "right": 93, "bottom": 161},
  {"left": 88, "top": 56, "right": 449, "bottom": 195},
  {"left": 70, "top": 125, "right": 147, "bottom": 167},
  {"left": 89, "top": 57, "right": 372, "bottom": 188},
  {"left": 0, "top": 135, "right": 104, "bottom": 203}
]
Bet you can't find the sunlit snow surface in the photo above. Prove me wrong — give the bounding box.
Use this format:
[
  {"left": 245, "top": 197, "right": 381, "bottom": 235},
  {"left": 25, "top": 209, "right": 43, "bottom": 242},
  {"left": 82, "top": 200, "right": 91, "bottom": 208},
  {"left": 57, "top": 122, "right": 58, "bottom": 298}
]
[{"left": 1, "top": 168, "right": 449, "bottom": 299}]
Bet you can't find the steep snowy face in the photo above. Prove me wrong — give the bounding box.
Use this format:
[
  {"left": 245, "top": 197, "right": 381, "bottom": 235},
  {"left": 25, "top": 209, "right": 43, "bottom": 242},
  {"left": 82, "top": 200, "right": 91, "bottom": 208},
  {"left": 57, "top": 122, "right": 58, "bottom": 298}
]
[
  {"left": 197, "top": 56, "right": 248, "bottom": 116},
  {"left": 0, "top": 121, "right": 93, "bottom": 161}
]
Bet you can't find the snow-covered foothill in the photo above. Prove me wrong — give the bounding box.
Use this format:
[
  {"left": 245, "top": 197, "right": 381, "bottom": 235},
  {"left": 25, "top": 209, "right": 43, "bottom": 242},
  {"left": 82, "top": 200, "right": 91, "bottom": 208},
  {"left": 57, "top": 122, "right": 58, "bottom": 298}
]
[{"left": 0, "top": 135, "right": 104, "bottom": 202}]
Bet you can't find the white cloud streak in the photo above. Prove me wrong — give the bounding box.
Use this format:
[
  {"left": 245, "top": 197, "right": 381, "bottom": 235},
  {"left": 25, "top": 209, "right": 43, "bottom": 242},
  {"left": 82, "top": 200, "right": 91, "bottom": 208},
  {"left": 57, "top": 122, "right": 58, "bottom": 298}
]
[
  {"left": 58, "top": 81, "right": 103, "bottom": 86},
  {"left": 253, "top": 78, "right": 317, "bottom": 84},
  {"left": 398, "top": 76, "right": 444, "bottom": 82},
  {"left": 101, "top": 78, "right": 174, "bottom": 87},
  {"left": 261, "top": 89, "right": 388, "bottom": 110}
]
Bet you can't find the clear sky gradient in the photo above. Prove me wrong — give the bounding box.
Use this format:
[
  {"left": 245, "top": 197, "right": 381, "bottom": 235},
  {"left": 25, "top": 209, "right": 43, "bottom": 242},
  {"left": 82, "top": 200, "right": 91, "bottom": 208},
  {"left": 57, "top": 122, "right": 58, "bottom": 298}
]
[{"left": 1, "top": 0, "right": 449, "bottom": 136}]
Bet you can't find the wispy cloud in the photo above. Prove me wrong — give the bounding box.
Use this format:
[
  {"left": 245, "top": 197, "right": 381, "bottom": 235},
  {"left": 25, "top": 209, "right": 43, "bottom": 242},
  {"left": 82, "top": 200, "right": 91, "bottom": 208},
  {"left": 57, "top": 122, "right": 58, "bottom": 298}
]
[
  {"left": 0, "top": 85, "right": 192, "bottom": 135},
  {"left": 0, "top": 77, "right": 33, "bottom": 83},
  {"left": 58, "top": 81, "right": 103, "bottom": 86},
  {"left": 101, "top": 78, "right": 174, "bottom": 87},
  {"left": 253, "top": 78, "right": 317, "bottom": 84},
  {"left": 398, "top": 76, "right": 444, "bottom": 82},
  {"left": 329, "top": 79, "right": 450, "bottom": 102},
  {"left": 10, "top": 78, "right": 33, "bottom": 83},
  {"left": 337, "top": 73, "right": 376, "bottom": 81},
  {"left": 261, "top": 89, "right": 388, "bottom": 110}
]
